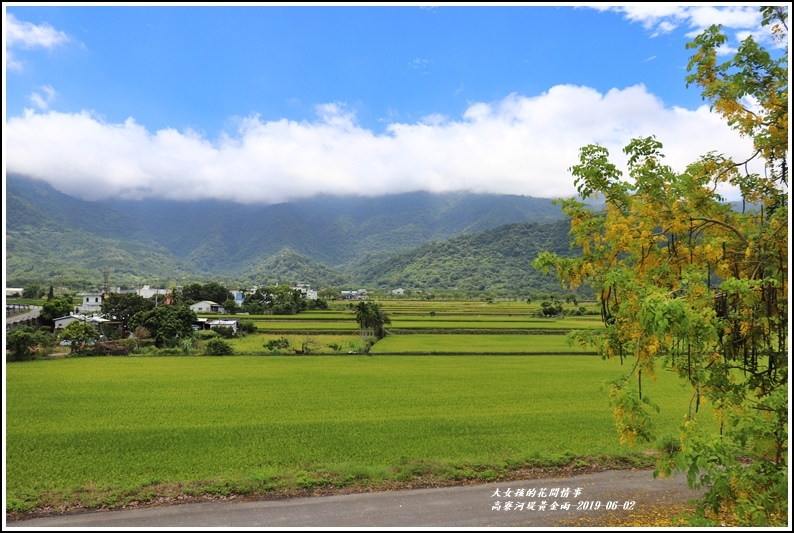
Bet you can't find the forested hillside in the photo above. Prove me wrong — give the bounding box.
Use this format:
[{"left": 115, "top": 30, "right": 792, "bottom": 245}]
[
  {"left": 6, "top": 174, "right": 578, "bottom": 294},
  {"left": 347, "top": 220, "right": 583, "bottom": 297}
]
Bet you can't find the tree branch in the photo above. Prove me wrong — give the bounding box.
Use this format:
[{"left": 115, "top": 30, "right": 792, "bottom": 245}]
[{"left": 689, "top": 217, "right": 750, "bottom": 245}]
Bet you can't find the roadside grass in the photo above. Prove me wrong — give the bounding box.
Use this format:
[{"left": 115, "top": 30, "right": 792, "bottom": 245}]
[{"left": 6, "top": 355, "right": 714, "bottom": 514}]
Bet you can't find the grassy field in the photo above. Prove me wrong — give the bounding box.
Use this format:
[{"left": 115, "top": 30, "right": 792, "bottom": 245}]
[
  {"left": 373, "top": 299, "right": 598, "bottom": 315},
  {"left": 6, "top": 355, "right": 714, "bottom": 513},
  {"left": 369, "top": 334, "right": 595, "bottom": 354},
  {"left": 387, "top": 318, "right": 601, "bottom": 330},
  {"left": 227, "top": 333, "right": 368, "bottom": 354},
  {"left": 237, "top": 300, "right": 602, "bottom": 334},
  {"left": 249, "top": 320, "right": 360, "bottom": 332}
]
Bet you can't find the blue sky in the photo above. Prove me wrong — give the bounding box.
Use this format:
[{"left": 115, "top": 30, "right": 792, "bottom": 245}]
[{"left": 3, "top": 4, "right": 785, "bottom": 204}]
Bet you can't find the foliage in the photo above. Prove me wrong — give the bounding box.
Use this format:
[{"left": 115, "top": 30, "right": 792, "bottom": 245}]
[
  {"left": 533, "top": 7, "right": 787, "bottom": 526},
  {"left": 59, "top": 321, "right": 101, "bottom": 354},
  {"left": 8, "top": 174, "right": 572, "bottom": 292},
  {"left": 212, "top": 326, "right": 236, "bottom": 339},
  {"left": 39, "top": 297, "right": 75, "bottom": 324},
  {"left": 306, "top": 298, "right": 329, "bottom": 310},
  {"left": 31, "top": 329, "right": 58, "bottom": 356},
  {"left": 101, "top": 292, "right": 155, "bottom": 329},
  {"left": 354, "top": 301, "right": 391, "bottom": 340},
  {"left": 128, "top": 305, "right": 197, "bottom": 348},
  {"left": 182, "top": 282, "right": 233, "bottom": 306},
  {"left": 222, "top": 299, "right": 238, "bottom": 314},
  {"left": 6, "top": 327, "right": 38, "bottom": 361},
  {"left": 294, "top": 335, "right": 319, "bottom": 354},
  {"left": 239, "top": 321, "right": 257, "bottom": 334},
  {"left": 348, "top": 220, "right": 582, "bottom": 297},
  {"left": 92, "top": 338, "right": 138, "bottom": 356},
  {"left": 264, "top": 337, "right": 291, "bottom": 351},
  {"left": 318, "top": 288, "right": 340, "bottom": 300},
  {"left": 179, "top": 337, "right": 197, "bottom": 356},
  {"left": 540, "top": 299, "right": 563, "bottom": 317},
  {"left": 7, "top": 327, "right": 59, "bottom": 361},
  {"left": 22, "top": 284, "right": 46, "bottom": 299},
  {"left": 196, "top": 329, "right": 220, "bottom": 340},
  {"left": 242, "top": 285, "right": 306, "bottom": 315},
  {"left": 205, "top": 339, "right": 234, "bottom": 356},
  {"left": 133, "top": 325, "right": 151, "bottom": 341}
]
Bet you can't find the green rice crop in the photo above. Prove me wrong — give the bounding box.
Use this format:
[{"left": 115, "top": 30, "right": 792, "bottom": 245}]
[
  {"left": 247, "top": 312, "right": 354, "bottom": 320},
  {"left": 369, "top": 334, "right": 594, "bottom": 354},
  {"left": 387, "top": 317, "right": 602, "bottom": 330},
  {"left": 6, "top": 356, "right": 714, "bottom": 511},
  {"left": 226, "top": 334, "right": 367, "bottom": 354},
  {"left": 375, "top": 300, "right": 599, "bottom": 316},
  {"left": 251, "top": 320, "right": 358, "bottom": 331}
]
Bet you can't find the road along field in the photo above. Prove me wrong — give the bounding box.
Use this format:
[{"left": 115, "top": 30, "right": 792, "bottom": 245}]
[{"left": 6, "top": 354, "right": 715, "bottom": 515}]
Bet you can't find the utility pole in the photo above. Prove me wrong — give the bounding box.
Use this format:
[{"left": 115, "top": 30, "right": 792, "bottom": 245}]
[{"left": 102, "top": 269, "right": 110, "bottom": 294}]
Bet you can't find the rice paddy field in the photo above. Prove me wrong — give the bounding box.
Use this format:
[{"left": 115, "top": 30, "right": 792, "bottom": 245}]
[
  {"left": 5, "top": 354, "right": 714, "bottom": 513},
  {"left": 6, "top": 299, "right": 717, "bottom": 514},
  {"left": 369, "top": 334, "right": 594, "bottom": 354}
]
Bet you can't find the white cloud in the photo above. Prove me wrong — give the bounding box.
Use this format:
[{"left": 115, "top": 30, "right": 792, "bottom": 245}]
[
  {"left": 28, "top": 85, "right": 57, "bottom": 110},
  {"left": 685, "top": 6, "right": 761, "bottom": 31},
  {"left": 6, "top": 12, "right": 70, "bottom": 48},
  {"left": 6, "top": 85, "right": 759, "bottom": 204},
  {"left": 599, "top": 5, "right": 773, "bottom": 45},
  {"left": 5, "top": 13, "right": 70, "bottom": 71}
]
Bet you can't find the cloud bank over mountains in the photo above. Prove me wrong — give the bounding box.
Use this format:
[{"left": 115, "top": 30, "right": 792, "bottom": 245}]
[{"left": 7, "top": 84, "right": 754, "bottom": 204}]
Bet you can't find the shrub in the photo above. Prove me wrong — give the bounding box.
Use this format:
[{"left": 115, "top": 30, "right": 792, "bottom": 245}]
[
  {"left": 240, "top": 321, "right": 257, "bottom": 334},
  {"left": 93, "top": 339, "right": 137, "bottom": 356},
  {"left": 212, "top": 326, "right": 236, "bottom": 339},
  {"left": 264, "top": 337, "right": 291, "bottom": 351},
  {"left": 205, "top": 339, "right": 234, "bottom": 356},
  {"left": 196, "top": 330, "right": 219, "bottom": 340},
  {"left": 327, "top": 342, "right": 343, "bottom": 352}
]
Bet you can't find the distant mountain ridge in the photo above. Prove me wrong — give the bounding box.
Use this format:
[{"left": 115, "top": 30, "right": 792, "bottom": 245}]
[
  {"left": 5, "top": 174, "right": 572, "bottom": 291},
  {"left": 347, "top": 220, "right": 576, "bottom": 294}
]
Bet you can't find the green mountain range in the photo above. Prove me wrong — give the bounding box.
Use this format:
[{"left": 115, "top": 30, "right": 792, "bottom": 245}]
[{"left": 5, "top": 174, "right": 577, "bottom": 295}]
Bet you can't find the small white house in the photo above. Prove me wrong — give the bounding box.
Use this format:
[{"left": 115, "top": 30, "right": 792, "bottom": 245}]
[
  {"left": 293, "top": 284, "right": 318, "bottom": 300},
  {"left": 77, "top": 292, "right": 105, "bottom": 313},
  {"left": 391, "top": 288, "right": 405, "bottom": 296},
  {"left": 207, "top": 319, "right": 241, "bottom": 334},
  {"left": 189, "top": 301, "right": 225, "bottom": 314},
  {"left": 54, "top": 313, "right": 111, "bottom": 332},
  {"left": 6, "top": 288, "right": 24, "bottom": 298}
]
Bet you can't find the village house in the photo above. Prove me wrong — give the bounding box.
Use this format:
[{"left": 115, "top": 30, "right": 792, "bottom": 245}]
[
  {"left": 189, "top": 301, "right": 225, "bottom": 314},
  {"left": 77, "top": 292, "right": 105, "bottom": 313},
  {"left": 293, "top": 284, "right": 318, "bottom": 300},
  {"left": 192, "top": 317, "right": 241, "bottom": 334},
  {"left": 53, "top": 313, "right": 115, "bottom": 337}
]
